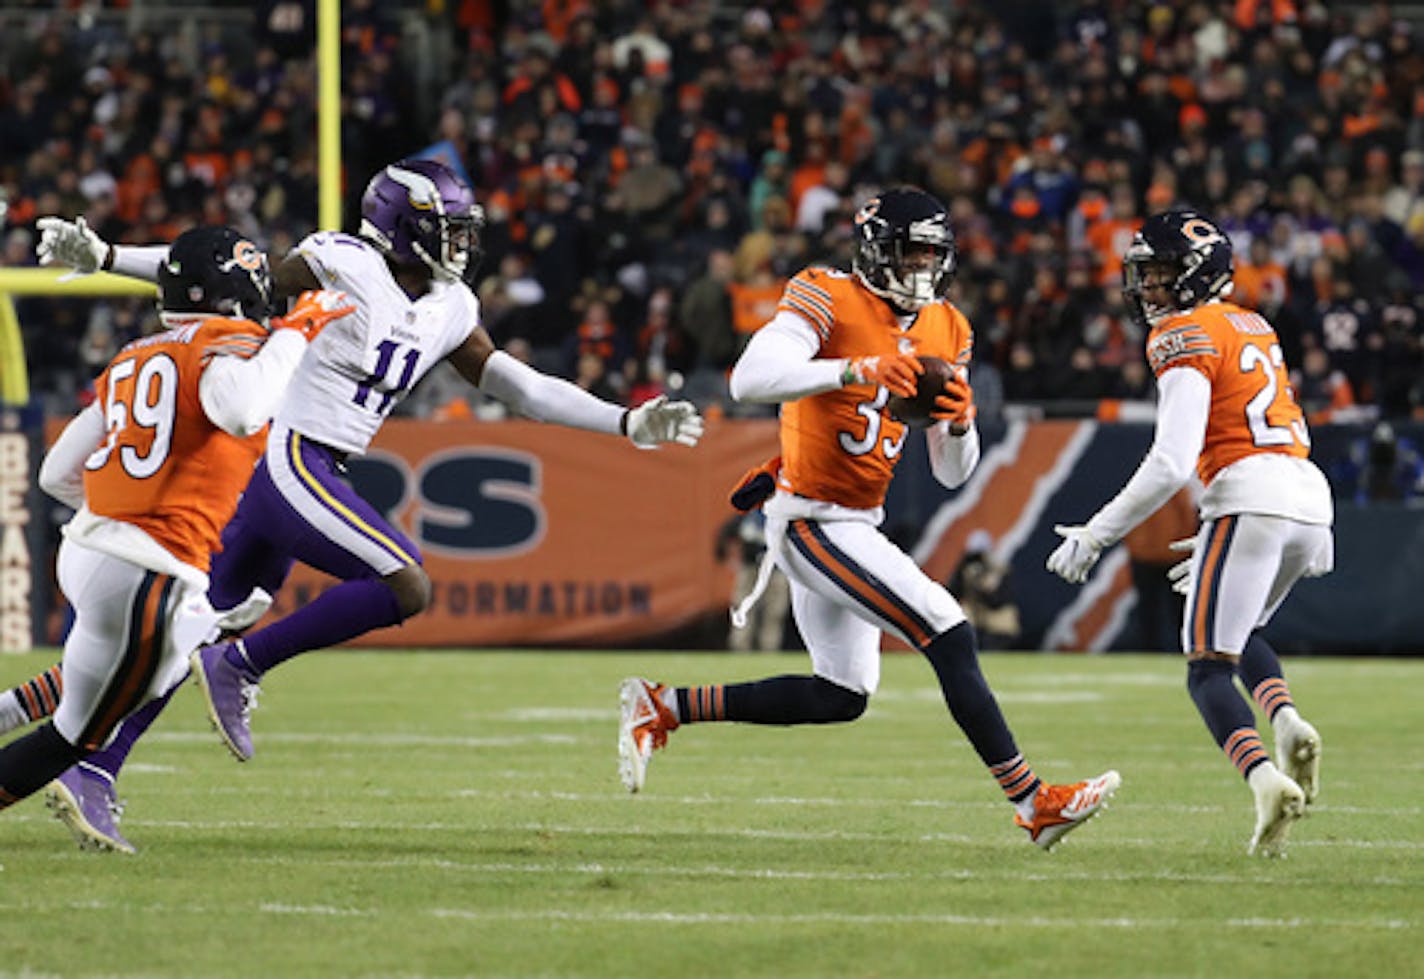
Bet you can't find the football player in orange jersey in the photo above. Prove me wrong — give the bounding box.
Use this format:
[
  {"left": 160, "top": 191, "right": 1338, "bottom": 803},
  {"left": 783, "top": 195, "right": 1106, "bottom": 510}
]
[
  {"left": 1047, "top": 209, "right": 1331, "bottom": 857},
  {"left": 0, "top": 226, "right": 351, "bottom": 852},
  {"left": 620, "top": 188, "right": 1120, "bottom": 850}
]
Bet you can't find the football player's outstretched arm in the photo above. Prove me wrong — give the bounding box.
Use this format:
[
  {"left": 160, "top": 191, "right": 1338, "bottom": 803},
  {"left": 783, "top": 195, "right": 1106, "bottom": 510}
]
[
  {"left": 38, "top": 402, "right": 105, "bottom": 509},
  {"left": 448, "top": 328, "right": 703, "bottom": 448},
  {"left": 1047, "top": 367, "right": 1208, "bottom": 583},
  {"left": 198, "top": 290, "right": 355, "bottom": 438},
  {"left": 36, "top": 216, "right": 168, "bottom": 281}
]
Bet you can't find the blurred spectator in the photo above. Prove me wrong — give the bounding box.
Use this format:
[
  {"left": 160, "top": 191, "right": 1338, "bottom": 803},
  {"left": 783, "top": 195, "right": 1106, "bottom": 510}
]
[
  {"left": 679, "top": 249, "right": 737, "bottom": 372},
  {"left": 633, "top": 286, "right": 695, "bottom": 380},
  {"left": 1081, "top": 183, "right": 1142, "bottom": 288},
  {"left": 1330, "top": 419, "right": 1424, "bottom": 504},
  {"left": 948, "top": 530, "right": 1021, "bottom": 651},
  {"left": 1292, "top": 346, "right": 1359, "bottom": 425},
  {"left": 1234, "top": 236, "right": 1289, "bottom": 315},
  {"left": 562, "top": 297, "right": 627, "bottom": 402},
  {"left": 795, "top": 160, "right": 850, "bottom": 236},
  {"left": 727, "top": 230, "right": 786, "bottom": 337}
]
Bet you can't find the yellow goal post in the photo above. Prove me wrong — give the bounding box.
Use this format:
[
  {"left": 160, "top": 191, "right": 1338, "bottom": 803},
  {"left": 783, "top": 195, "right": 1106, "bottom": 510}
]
[
  {"left": 0, "top": 270, "right": 159, "bottom": 407},
  {"left": 0, "top": 0, "right": 341, "bottom": 408}
]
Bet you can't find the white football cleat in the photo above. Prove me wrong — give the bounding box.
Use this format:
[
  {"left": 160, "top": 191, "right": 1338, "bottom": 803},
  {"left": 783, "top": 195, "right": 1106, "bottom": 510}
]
[
  {"left": 1248, "top": 767, "right": 1306, "bottom": 857},
  {"left": 618, "top": 677, "right": 678, "bottom": 793},
  {"left": 1276, "top": 716, "right": 1322, "bottom": 804}
]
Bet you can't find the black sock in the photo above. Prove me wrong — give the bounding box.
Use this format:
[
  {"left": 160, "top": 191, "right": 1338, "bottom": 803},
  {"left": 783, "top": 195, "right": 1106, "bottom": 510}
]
[
  {"left": 0, "top": 722, "right": 85, "bottom": 810},
  {"left": 1188, "top": 659, "right": 1268, "bottom": 780},
  {"left": 677, "top": 675, "right": 866, "bottom": 725},
  {"left": 922, "top": 621, "right": 1021, "bottom": 770},
  {"left": 1237, "top": 634, "right": 1295, "bottom": 721}
]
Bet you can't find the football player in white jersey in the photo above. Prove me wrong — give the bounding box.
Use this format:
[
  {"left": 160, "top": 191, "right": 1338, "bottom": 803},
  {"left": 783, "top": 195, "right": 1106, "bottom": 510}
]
[{"left": 32, "top": 159, "right": 702, "bottom": 842}]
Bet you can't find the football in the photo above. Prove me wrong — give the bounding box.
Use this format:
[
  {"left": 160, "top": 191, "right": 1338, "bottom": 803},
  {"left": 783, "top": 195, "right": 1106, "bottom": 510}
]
[{"left": 886, "top": 355, "right": 956, "bottom": 428}]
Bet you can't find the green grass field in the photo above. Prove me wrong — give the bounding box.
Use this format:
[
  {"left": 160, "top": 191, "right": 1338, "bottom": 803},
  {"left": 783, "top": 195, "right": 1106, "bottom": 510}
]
[{"left": 0, "top": 650, "right": 1419, "bottom": 978}]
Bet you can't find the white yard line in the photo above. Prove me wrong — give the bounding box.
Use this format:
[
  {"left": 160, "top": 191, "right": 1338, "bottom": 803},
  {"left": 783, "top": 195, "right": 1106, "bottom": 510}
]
[
  {"left": 201, "top": 854, "right": 1423, "bottom": 889},
  {"left": 0, "top": 898, "right": 1410, "bottom": 930}
]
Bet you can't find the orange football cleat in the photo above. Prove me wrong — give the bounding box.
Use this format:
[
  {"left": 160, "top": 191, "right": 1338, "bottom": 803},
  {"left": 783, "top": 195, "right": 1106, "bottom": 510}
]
[
  {"left": 618, "top": 677, "right": 680, "bottom": 793},
  {"left": 1014, "top": 770, "right": 1122, "bottom": 851}
]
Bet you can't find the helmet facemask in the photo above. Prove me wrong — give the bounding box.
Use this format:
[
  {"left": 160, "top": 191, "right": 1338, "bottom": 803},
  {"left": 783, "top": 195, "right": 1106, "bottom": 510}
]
[
  {"left": 409, "top": 206, "right": 486, "bottom": 285},
  {"left": 880, "top": 237, "right": 954, "bottom": 311},
  {"left": 854, "top": 208, "right": 957, "bottom": 312},
  {"left": 1122, "top": 251, "right": 1183, "bottom": 327}
]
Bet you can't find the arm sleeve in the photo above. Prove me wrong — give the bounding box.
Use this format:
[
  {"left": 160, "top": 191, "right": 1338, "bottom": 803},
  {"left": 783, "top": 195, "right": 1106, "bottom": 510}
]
[
  {"left": 728, "top": 311, "right": 846, "bottom": 403},
  {"left": 477, "top": 350, "right": 624, "bottom": 435},
  {"left": 1085, "top": 367, "right": 1209, "bottom": 545},
  {"left": 926, "top": 422, "right": 981, "bottom": 489},
  {"left": 38, "top": 402, "right": 105, "bottom": 508},
  {"left": 198, "top": 329, "right": 308, "bottom": 437},
  {"left": 109, "top": 244, "right": 170, "bottom": 282}
]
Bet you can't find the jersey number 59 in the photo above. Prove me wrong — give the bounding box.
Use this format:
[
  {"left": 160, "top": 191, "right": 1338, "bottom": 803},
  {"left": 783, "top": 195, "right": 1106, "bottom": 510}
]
[{"left": 85, "top": 354, "right": 178, "bottom": 479}]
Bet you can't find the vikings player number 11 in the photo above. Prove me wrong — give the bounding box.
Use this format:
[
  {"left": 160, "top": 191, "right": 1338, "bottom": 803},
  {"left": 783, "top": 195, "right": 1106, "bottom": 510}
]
[{"left": 354, "top": 339, "right": 421, "bottom": 414}]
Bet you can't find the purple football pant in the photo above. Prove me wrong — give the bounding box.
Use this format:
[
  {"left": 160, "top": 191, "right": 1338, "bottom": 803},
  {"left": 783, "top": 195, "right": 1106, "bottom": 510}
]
[
  {"left": 210, "top": 431, "right": 421, "bottom": 608},
  {"left": 209, "top": 430, "right": 414, "bottom": 674}
]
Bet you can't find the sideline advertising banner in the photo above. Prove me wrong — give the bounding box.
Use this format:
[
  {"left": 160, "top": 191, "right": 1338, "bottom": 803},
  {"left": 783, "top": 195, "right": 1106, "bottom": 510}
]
[{"left": 267, "top": 417, "right": 780, "bottom": 647}]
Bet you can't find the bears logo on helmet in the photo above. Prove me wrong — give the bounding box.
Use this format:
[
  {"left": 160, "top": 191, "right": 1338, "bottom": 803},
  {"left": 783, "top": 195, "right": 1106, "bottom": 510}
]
[{"left": 159, "top": 226, "right": 273, "bottom": 321}]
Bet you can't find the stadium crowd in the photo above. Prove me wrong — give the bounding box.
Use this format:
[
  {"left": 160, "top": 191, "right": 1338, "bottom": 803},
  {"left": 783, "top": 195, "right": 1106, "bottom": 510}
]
[{"left": 4, "top": 0, "right": 1424, "bottom": 427}]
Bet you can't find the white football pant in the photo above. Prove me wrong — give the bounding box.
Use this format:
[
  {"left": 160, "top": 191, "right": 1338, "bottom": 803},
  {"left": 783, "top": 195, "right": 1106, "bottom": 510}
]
[
  {"left": 766, "top": 516, "right": 966, "bottom": 695},
  {"left": 53, "top": 540, "right": 217, "bottom": 749},
  {"left": 1180, "top": 512, "right": 1333, "bottom": 655}
]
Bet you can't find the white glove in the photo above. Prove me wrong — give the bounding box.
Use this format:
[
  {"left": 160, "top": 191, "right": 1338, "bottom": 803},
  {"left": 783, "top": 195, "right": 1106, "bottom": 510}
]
[
  {"left": 1166, "top": 537, "right": 1195, "bottom": 596},
  {"left": 36, "top": 215, "right": 111, "bottom": 274},
  {"left": 1046, "top": 524, "right": 1105, "bottom": 584},
  {"left": 624, "top": 394, "right": 704, "bottom": 448}
]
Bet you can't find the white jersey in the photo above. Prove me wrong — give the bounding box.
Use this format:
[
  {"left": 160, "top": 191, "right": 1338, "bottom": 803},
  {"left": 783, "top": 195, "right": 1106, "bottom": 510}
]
[{"left": 276, "top": 231, "right": 479, "bottom": 455}]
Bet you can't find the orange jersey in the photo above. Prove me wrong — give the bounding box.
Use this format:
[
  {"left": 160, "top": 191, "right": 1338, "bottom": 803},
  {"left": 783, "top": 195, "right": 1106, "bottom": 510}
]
[
  {"left": 1145, "top": 301, "right": 1310, "bottom": 486},
  {"left": 776, "top": 267, "right": 973, "bottom": 509},
  {"left": 84, "top": 316, "right": 269, "bottom": 571}
]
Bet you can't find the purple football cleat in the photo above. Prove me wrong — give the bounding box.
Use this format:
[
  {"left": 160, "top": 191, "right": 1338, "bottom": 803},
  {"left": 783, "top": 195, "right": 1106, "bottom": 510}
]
[
  {"left": 191, "top": 641, "right": 261, "bottom": 762},
  {"left": 45, "top": 764, "right": 136, "bottom": 854}
]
